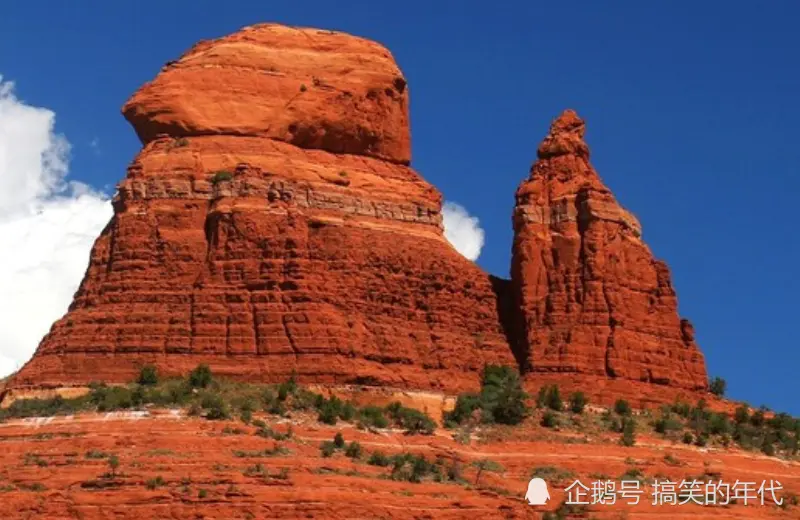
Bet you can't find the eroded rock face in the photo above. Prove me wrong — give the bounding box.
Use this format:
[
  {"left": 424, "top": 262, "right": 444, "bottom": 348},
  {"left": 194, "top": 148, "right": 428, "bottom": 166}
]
[
  {"left": 10, "top": 25, "right": 708, "bottom": 399},
  {"left": 512, "top": 110, "right": 707, "bottom": 390},
  {"left": 11, "top": 24, "right": 515, "bottom": 392}
]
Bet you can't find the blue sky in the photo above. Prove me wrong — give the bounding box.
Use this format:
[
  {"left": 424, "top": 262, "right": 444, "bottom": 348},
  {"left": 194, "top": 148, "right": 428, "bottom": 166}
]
[{"left": 2, "top": 1, "right": 798, "bottom": 413}]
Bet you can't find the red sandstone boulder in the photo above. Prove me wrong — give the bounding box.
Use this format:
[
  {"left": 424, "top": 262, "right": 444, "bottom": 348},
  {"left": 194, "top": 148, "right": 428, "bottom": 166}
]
[
  {"left": 511, "top": 110, "right": 707, "bottom": 390},
  {"left": 123, "top": 24, "right": 411, "bottom": 164}
]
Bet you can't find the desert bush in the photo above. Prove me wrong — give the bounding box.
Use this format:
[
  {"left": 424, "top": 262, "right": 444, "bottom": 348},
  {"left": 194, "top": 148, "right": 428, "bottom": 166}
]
[
  {"left": 188, "top": 364, "right": 213, "bottom": 389},
  {"left": 137, "top": 365, "right": 158, "bottom": 386},
  {"left": 614, "top": 399, "right": 632, "bottom": 416},
  {"left": 320, "top": 441, "right": 337, "bottom": 458},
  {"left": 541, "top": 410, "right": 558, "bottom": 428},
  {"left": 568, "top": 392, "right": 587, "bottom": 414},
  {"left": 211, "top": 171, "right": 233, "bottom": 184},
  {"left": 654, "top": 413, "right": 684, "bottom": 434},
  {"left": 537, "top": 385, "right": 563, "bottom": 412},
  {"left": 386, "top": 402, "right": 436, "bottom": 435},
  {"left": 146, "top": 476, "right": 165, "bottom": 490},
  {"left": 709, "top": 376, "right": 726, "bottom": 397},
  {"left": 358, "top": 405, "right": 390, "bottom": 429},
  {"left": 200, "top": 392, "right": 230, "bottom": 420},
  {"left": 445, "top": 365, "right": 528, "bottom": 426},
  {"left": 621, "top": 417, "right": 636, "bottom": 446},
  {"left": 472, "top": 458, "right": 503, "bottom": 485},
  {"left": 367, "top": 451, "right": 392, "bottom": 467},
  {"left": 345, "top": 441, "right": 362, "bottom": 459},
  {"left": 331, "top": 432, "right": 344, "bottom": 449},
  {"left": 530, "top": 466, "right": 576, "bottom": 483}
]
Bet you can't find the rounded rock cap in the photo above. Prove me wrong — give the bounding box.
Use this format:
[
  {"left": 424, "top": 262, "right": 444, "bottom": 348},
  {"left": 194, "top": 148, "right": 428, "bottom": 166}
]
[{"left": 123, "top": 23, "right": 411, "bottom": 164}]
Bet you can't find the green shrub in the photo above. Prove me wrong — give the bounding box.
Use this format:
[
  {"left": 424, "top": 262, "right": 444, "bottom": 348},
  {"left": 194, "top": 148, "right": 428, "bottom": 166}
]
[
  {"left": 445, "top": 365, "right": 528, "bottom": 426},
  {"left": 568, "top": 392, "right": 587, "bottom": 414},
  {"left": 540, "top": 385, "right": 563, "bottom": 412},
  {"left": 621, "top": 418, "right": 636, "bottom": 446},
  {"left": 472, "top": 458, "right": 503, "bottom": 486},
  {"left": 358, "top": 406, "right": 389, "bottom": 429},
  {"left": 345, "top": 441, "right": 362, "bottom": 459},
  {"left": 672, "top": 400, "right": 692, "bottom": 418},
  {"left": 654, "top": 414, "right": 683, "bottom": 434},
  {"left": 188, "top": 364, "right": 213, "bottom": 388},
  {"left": 200, "top": 392, "right": 230, "bottom": 420},
  {"left": 320, "top": 441, "right": 337, "bottom": 458},
  {"left": 367, "top": 451, "right": 392, "bottom": 467},
  {"left": 614, "top": 399, "right": 632, "bottom": 416},
  {"left": 107, "top": 455, "right": 120, "bottom": 475},
  {"left": 333, "top": 432, "right": 345, "bottom": 449},
  {"left": 390, "top": 453, "right": 440, "bottom": 483},
  {"left": 317, "top": 396, "right": 344, "bottom": 425},
  {"left": 708, "top": 413, "right": 731, "bottom": 436},
  {"left": 480, "top": 366, "right": 529, "bottom": 423},
  {"left": 386, "top": 402, "right": 436, "bottom": 435},
  {"left": 541, "top": 410, "right": 558, "bottom": 428},
  {"left": 530, "top": 466, "right": 576, "bottom": 483},
  {"left": 709, "top": 377, "right": 726, "bottom": 397},
  {"left": 211, "top": 171, "right": 233, "bottom": 184},
  {"left": 682, "top": 432, "right": 694, "bottom": 444},
  {"left": 137, "top": 365, "right": 159, "bottom": 386},
  {"left": 240, "top": 409, "right": 253, "bottom": 424},
  {"left": 146, "top": 476, "right": 165, "bottom": 490}
]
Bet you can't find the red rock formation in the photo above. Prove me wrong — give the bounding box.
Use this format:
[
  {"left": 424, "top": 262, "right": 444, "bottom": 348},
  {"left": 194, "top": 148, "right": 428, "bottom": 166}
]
[
  {"left": 9, "top": 24, "right": 709, "bottom": 400},
  {"left": 512, "top": 110, "right": 707, "bottom": 390},
  {"left": 10, "top": 24, "right": 515, "bottom": 392}
]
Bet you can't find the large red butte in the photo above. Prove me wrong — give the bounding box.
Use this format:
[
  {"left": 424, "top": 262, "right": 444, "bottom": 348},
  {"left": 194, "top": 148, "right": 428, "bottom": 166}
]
[{"left": 9, "top": 24, "right": 706, "bottom": 397}]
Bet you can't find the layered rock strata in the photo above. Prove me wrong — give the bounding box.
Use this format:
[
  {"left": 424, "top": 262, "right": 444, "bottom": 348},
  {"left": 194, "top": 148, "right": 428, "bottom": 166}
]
[
  {"left": 512, "top": 110, "right": 707, "bottom": 390},
  {"left": 9, "top": 25, "right": 707, "bottom": 398}
]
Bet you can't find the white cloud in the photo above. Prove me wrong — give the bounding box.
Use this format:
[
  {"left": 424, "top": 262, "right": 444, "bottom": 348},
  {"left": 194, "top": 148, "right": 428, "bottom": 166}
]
[
  {"left": 442, "top": 201, "right": 485, "bottom": 261},
  {"left": 0, "top": 75, "right": 113, "bottom": 379}
]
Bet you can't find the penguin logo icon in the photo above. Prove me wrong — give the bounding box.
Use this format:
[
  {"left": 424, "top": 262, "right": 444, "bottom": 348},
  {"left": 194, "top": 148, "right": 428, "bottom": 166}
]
[{"left": 525, "top": 477, "right": 550, "bottom": 505}]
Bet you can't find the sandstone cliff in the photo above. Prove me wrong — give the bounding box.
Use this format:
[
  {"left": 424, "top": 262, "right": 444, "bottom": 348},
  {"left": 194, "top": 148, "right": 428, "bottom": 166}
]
[
  {"left": 10, "top": 24, "right": 515, "bottom": 392},
  {"left": 9, "top": 24, "right": 707, "bottom": 399}
]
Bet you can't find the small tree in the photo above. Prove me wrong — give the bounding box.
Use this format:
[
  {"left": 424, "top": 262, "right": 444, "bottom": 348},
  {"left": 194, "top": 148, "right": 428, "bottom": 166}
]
[
  {"left": 137, "top": 365, "right": 159, "bottom": 386},
  {"left": 188, "top": 364, "right": 213, "bottom": 388},
  {"left": 472, "top": 458, "right": 504, "bottom": 486},
  {"left": 541, "top": 410, "right": 558, "bottom": 428},
  {"left": 614, "top": 399, "right": 632, "bottom": 416},
  {"left": 333, "top": 432, "right": 345, "bottom": 449},
  {"left": 569, "top": 392, "right": 587, "bottom": 414},
  {"left": 546, "top": 386, "right": 563, "bottom": 412},
  {"left": 345, "top": 441, "right": 362, "bottom": 459},
  {"left": 108, "top": 455, "right": 120, "bottom": 478},
  {"left": 709, "top": 377, "right": 726, "bottom": 397},
  {"left": 621, "top": 418, "right": 636, "bottom": 447}
]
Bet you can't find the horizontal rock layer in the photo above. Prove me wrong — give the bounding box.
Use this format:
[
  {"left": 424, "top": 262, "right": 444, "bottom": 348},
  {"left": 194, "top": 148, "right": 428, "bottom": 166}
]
[{"left": 14, "top": 134, "right": 516, "bottom": 392}]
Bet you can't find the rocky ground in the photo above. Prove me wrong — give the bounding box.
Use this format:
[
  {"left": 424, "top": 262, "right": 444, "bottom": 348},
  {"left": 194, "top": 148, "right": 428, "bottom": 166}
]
[{"left": 1, "top": 407, "right": 798, "bottom": 519}]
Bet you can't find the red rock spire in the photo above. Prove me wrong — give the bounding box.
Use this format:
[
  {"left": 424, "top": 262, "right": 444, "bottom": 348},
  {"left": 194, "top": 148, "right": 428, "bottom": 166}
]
[{"left": 512, "top": 109, "right": 707, "bottom": 390}]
